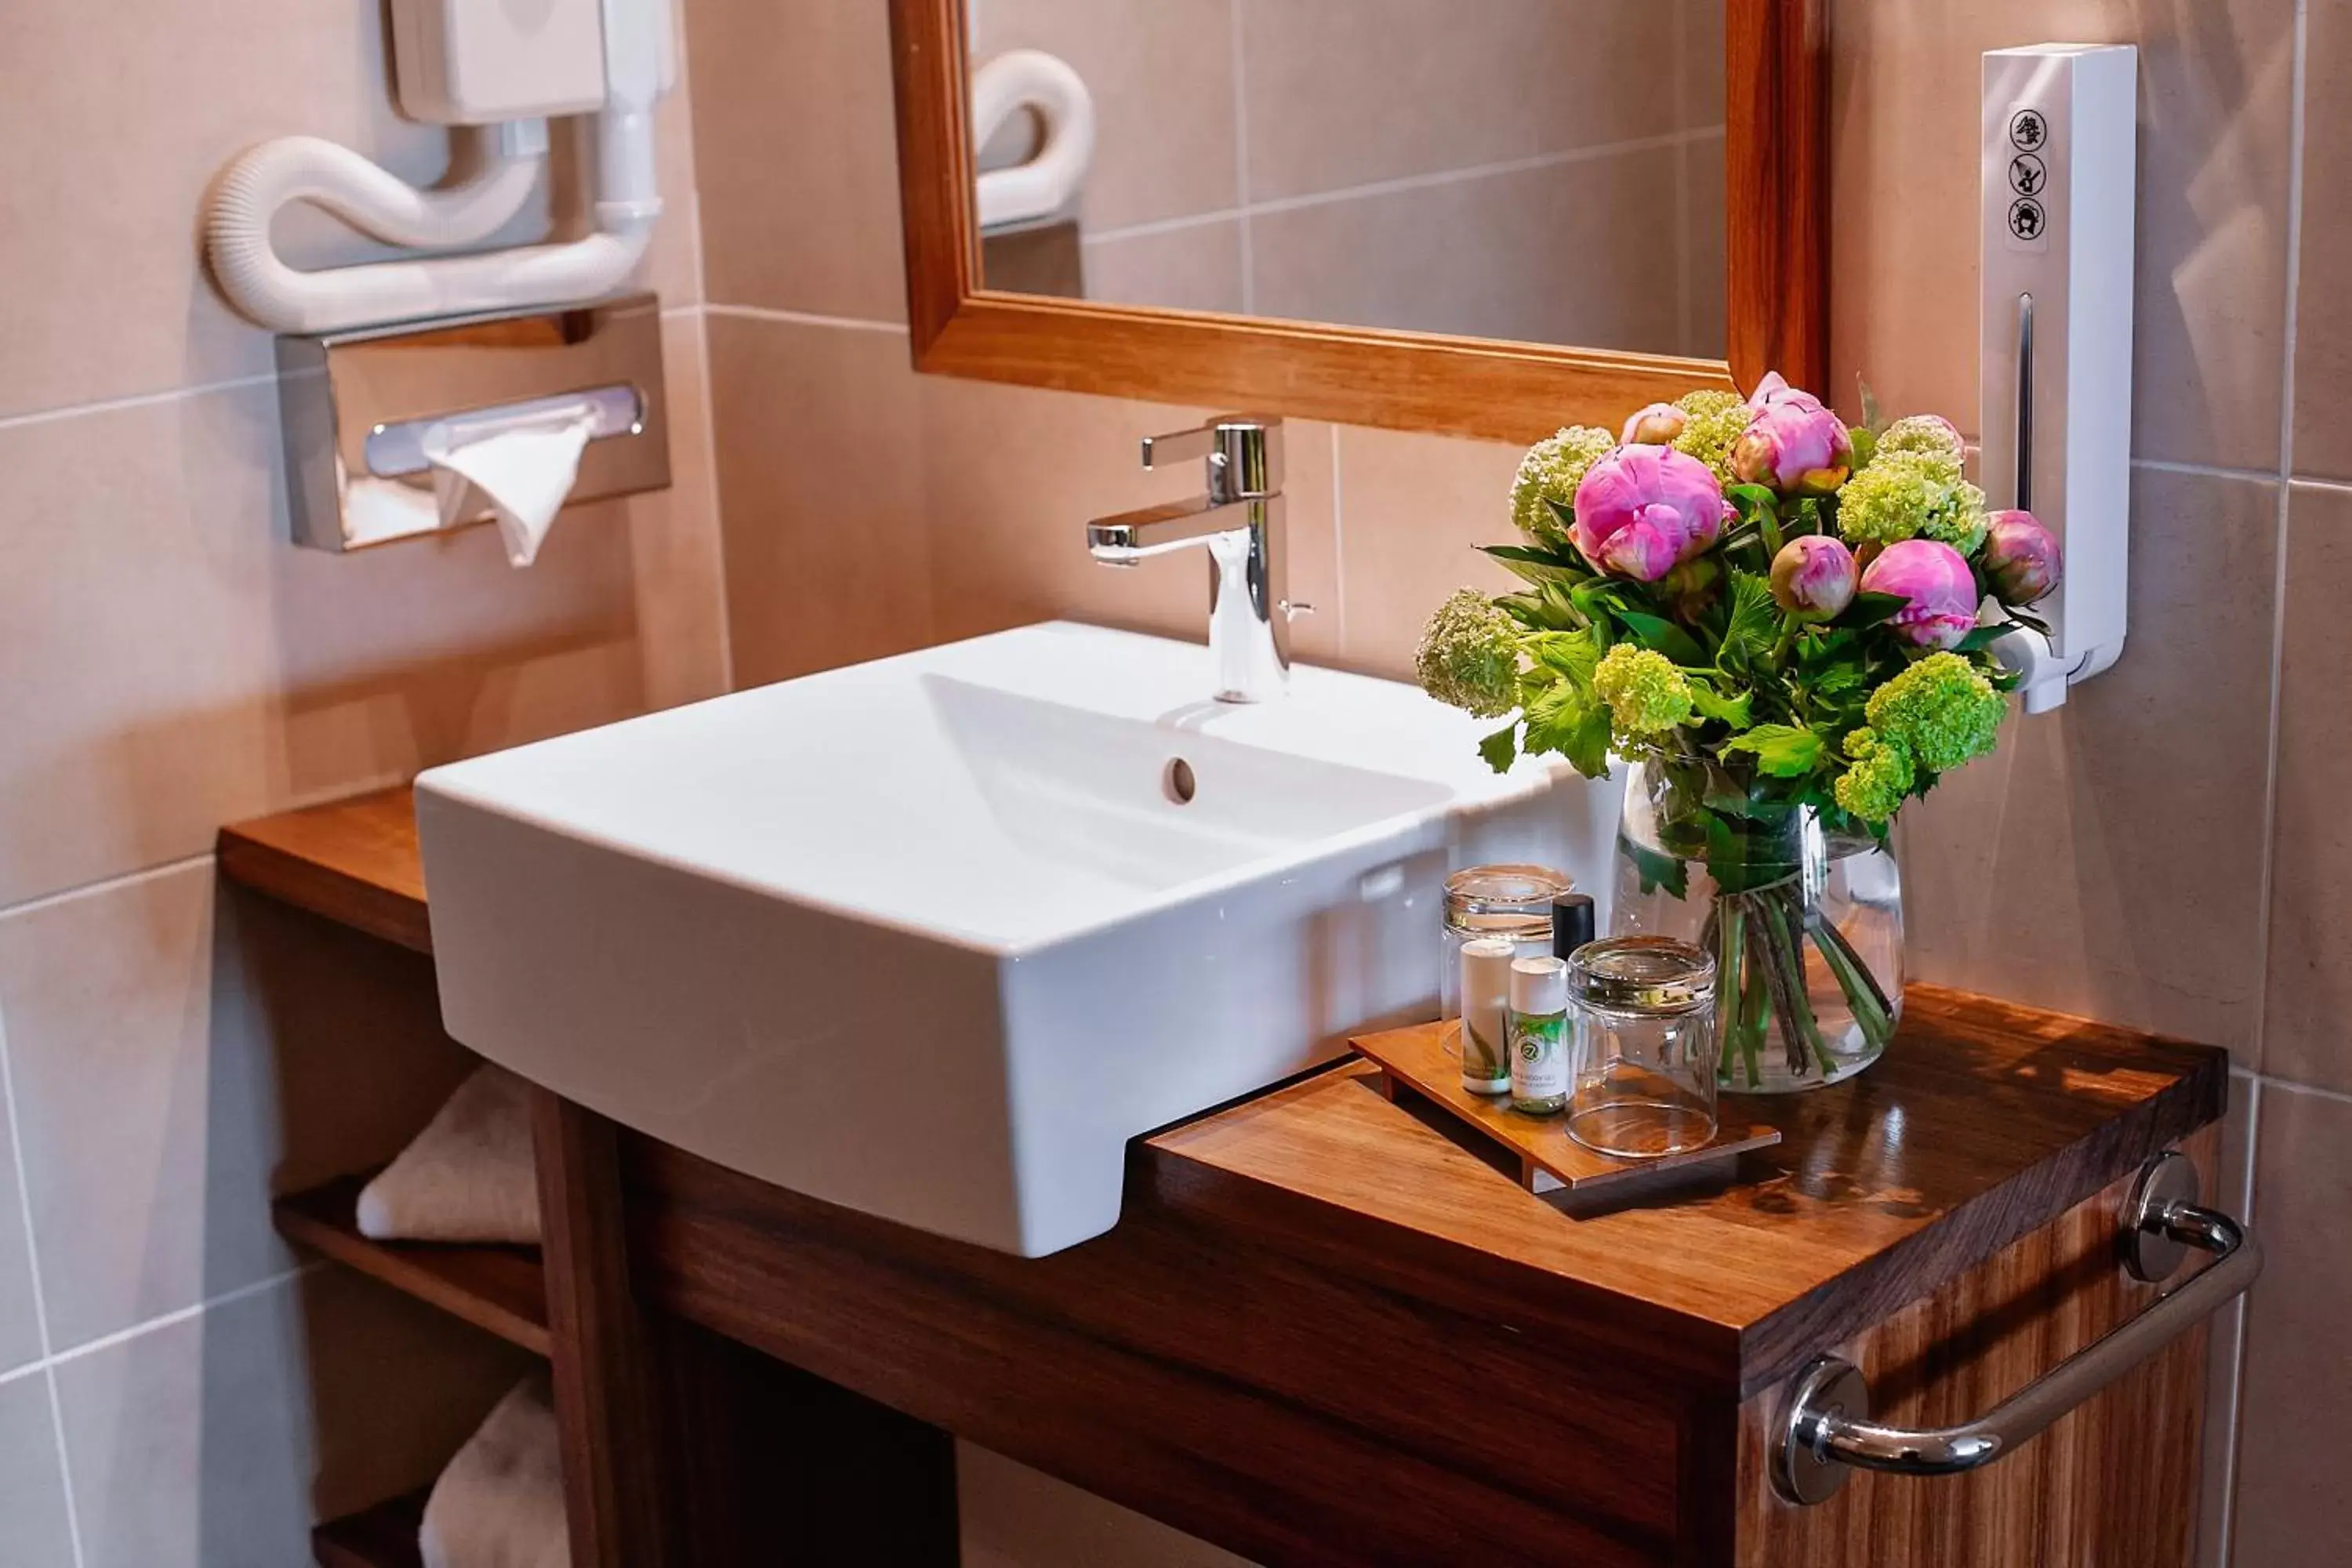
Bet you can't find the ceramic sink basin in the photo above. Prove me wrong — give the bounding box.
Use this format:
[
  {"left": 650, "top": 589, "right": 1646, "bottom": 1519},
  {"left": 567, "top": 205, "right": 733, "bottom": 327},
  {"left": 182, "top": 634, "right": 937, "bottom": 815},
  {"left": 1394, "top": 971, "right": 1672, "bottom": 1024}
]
[{"left": 417, "top": 622, "right": 1621, "bottom": 1255}]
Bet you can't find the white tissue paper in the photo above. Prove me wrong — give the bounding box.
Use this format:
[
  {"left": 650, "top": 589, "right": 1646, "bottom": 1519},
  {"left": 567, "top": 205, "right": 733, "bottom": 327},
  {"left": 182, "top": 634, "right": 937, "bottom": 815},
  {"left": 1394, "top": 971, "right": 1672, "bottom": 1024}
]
[
  {"left": 421, "top": 1378, "right": 569, "bottom": 1568},
  {"left": 356, "top": 1065, "right": 541, "bottom": 1244},
  {"left": 423, "top": 412, "right": 596, "bottom": 568}
]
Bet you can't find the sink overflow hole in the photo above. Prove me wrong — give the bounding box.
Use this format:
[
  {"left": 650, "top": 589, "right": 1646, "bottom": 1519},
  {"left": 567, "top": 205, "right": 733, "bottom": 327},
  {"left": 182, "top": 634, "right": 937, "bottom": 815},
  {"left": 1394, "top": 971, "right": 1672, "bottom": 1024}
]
[{"left": 1163, "top": 757, "right": 1197, "bottom": 804}]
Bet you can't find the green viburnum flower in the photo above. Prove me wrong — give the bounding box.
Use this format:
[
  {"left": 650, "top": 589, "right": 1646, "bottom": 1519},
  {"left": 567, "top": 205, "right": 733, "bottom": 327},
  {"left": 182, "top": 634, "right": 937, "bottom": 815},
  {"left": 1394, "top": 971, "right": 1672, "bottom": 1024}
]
[
  {"left": 1510, "top": 426, "right": 1616, "bottom": 547},
  {"left": 1875, "top": 414, "right": 1967, "bottom": 466},
  {"left": 1919, "top": 477, "right": 1991, "bottom": 554},
  {"left": 1415, "top": 589, "right": 1523, "bottom": 718},
  {"left": 1833, "top": 727, "right": 1917, "bottom": 823},
  {"left": 1837, "top": 448, "right": 1968, "bottom": 546},
  {"left": 1863, "top": 651, "right": 2007, "bottom": 774},
  {"left": 1670, "top": 389, "right": 1751, "bottom": 483},
  {"left": 1591, "top": 644, "right": 1696, "bottom": 739}
]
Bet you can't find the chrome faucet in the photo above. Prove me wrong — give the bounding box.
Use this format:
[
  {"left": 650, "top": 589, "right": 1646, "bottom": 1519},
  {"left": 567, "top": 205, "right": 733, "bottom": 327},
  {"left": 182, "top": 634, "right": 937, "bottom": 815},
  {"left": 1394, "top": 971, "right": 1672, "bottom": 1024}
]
[{"left": 1084, "top": 416, "right": 1305, "bottom": 702}]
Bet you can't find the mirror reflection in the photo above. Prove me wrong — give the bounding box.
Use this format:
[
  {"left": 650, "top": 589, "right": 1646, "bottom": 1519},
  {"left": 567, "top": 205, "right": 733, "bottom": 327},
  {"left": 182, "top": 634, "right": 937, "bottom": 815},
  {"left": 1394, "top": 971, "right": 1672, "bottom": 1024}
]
[{"left": 971, "top": 1, "right": 1728, "bottom": 359}]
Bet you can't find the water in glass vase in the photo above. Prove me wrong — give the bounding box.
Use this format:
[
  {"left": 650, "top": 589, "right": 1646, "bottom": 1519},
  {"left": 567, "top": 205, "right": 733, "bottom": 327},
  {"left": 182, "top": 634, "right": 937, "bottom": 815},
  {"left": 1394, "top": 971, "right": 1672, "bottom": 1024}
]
[{"left": 1608, "top": 760, "right": 1903, "bottom": 1094}]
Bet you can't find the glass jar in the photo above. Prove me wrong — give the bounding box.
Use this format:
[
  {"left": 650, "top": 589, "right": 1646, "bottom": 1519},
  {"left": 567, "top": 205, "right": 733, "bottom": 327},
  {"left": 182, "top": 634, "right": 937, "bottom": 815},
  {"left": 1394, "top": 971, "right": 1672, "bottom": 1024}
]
[
  {"left": 1610, "top": 759, "right": 1903, "bottom": 1094},
  {"left": 1564, "top": 936, "right": 1718, "bottom": 1159},
  {"left": 1441, "top": 865, "right": 1576, "bottom": 1087}
]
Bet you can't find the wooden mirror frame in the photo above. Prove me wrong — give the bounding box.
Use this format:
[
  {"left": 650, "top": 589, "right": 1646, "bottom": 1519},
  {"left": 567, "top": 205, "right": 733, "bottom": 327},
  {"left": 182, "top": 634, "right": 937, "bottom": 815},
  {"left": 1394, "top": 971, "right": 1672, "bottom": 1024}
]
[{"left": 888, "top": 0, "right": 1828, "bottom": 445}]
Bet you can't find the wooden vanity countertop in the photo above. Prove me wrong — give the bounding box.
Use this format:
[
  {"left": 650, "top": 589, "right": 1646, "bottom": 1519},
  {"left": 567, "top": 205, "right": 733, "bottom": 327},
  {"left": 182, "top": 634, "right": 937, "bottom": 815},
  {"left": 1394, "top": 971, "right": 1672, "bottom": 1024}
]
[{"left": 220, "top": 785, "right": 2227, "bottom": 1399}]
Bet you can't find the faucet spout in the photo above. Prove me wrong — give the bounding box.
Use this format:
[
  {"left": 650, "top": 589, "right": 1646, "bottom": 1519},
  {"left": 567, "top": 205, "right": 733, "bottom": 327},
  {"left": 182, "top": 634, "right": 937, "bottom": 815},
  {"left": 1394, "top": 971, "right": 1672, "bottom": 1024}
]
[{"left": 1085, "top": 497, "right": 1254, "bottom": 561}]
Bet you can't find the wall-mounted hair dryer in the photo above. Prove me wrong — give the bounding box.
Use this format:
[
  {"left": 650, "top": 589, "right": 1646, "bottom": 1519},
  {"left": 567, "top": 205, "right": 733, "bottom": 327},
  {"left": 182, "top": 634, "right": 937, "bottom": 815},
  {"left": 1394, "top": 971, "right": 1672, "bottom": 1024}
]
[{"left": 204, "top": 0, "right": 674, "bottom": 335}]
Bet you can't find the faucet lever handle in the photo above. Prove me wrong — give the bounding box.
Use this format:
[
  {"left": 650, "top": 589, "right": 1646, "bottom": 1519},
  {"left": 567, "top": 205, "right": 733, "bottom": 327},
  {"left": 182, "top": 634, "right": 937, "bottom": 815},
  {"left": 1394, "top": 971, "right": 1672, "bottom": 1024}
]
[{"left": 1141, "top": 416, "right": 1283, "bottom": 502}]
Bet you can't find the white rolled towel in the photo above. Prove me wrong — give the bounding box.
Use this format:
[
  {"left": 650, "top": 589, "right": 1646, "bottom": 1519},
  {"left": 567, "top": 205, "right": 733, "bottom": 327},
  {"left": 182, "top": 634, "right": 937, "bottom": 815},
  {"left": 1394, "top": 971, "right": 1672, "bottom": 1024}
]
[
  {"left": 421, "top": 1378, "right": 570, "bottom": 1568},
  {"left": 357, "top": 1065, "right": 540, "bottom": 1243}
]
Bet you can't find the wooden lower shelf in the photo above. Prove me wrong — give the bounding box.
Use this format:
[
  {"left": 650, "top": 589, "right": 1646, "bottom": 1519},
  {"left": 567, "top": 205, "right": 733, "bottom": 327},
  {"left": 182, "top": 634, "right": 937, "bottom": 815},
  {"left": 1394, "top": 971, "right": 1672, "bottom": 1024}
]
[
  {"left": 312, "top": 1490, "right": 426, "bottom": 1568},
  {"left": 274, "top": 1175, "right": 551, "bottom": 1357}
]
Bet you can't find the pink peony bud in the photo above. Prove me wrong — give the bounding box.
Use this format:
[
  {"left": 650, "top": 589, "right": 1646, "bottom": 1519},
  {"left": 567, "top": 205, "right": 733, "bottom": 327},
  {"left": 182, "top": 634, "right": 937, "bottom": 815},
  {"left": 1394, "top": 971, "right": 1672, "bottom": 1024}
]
[
  {"left": 1769, "top": 534, "right": 1858, "bottom": 622},
  {"left": 1860, "top": 539, "right": 1980, "bottom": 649},
  {"left": 1570, "top": 445, "right": 1734, "bottom": 583},
  {"left": 1981, "top": 510, "right": 2063, "bottom": 605},
  {"left": 1730, "top": 372, "right": 1854, "bottom": 495},
  {"left": 1621, "top": 402, "right": 1689, "bottom": 445}
]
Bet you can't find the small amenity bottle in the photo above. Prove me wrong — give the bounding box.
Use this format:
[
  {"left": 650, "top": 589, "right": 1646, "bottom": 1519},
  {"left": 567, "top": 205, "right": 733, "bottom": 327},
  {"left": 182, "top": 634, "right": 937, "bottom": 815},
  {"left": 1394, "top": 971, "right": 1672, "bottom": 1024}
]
[
  {"left": 1508, "top": 956, "right": 1570, "bottom": 1115},
  {"left": 1458, "top": 936, "right": 1517, "bottom": 1094}
]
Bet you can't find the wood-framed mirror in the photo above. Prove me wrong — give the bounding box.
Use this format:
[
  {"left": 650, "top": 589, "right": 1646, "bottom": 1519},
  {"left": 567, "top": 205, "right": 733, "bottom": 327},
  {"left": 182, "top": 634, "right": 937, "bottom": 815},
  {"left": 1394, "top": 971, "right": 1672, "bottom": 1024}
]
[{"left": 888, "top": 0, "right": 1827, "bottom": 445}]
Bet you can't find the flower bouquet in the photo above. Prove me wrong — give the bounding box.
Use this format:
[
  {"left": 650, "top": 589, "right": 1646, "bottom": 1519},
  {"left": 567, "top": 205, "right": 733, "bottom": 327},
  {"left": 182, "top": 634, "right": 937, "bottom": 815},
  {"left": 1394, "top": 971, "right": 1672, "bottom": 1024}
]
[{"left": 1415, "top": 376, "right": 2062, "bottom": 1091}]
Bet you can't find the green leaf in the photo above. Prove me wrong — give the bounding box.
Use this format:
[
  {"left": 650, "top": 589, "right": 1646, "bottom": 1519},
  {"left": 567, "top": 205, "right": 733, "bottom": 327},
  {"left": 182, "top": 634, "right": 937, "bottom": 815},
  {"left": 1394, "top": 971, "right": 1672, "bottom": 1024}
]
[
  {"left": 1619, "top": 833, "right": 1689, "bottom": 900},
  {"left": 1716, "top": 571, "right": 1778, "bottom": 674},
  {"left": 1840, "top": 590, "right": 1912, "bottom": 631},
  {"left": 1477, "top": 721, "right": 1519, "bottom": 775},
  {"left": 1521, "top": 684, "right": 1613, "bottom": 779},
  {"left": 1954, "top": 620, "right": 2013, "bottom": 653},
  {"left": 1848, "top": 426, "right": 1878, "bottom": 471},
  {"left": 1525, "top": 627, "right": 1603, "bottom": 689},
  {"left": 1612, "top": 608, "right": 1710, "bottom": 668},
  {"left": 1726, "top": 483, "right": 1779, "bottom": 517},
  {"left": 1719, "top": 724, "right": 1826, "bottom": 778},
  {"left": 1688, "top": 681, "right": 1754, "bottom": 729},
  {"left": 1480, "top": 544, "right": 1590, "bottom": 590}
]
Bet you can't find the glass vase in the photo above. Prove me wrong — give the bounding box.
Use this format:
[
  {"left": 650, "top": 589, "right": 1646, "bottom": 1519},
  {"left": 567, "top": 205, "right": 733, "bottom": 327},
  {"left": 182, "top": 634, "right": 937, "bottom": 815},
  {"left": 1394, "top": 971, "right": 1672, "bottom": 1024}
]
[{"left": 1607, "top": 759, "right": 1903, "bottom": 1094}]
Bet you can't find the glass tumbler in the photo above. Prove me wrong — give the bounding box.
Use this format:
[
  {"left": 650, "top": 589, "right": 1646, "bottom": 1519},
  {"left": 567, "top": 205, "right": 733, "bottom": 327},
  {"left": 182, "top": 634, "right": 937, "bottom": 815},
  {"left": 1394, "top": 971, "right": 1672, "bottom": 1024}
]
[
  {"left": 1440, "top": 865, "right": 1576, "bottom": 1040},
  {"left": 1564, "top": 937, "right": 1719, "bottom": 1159}
]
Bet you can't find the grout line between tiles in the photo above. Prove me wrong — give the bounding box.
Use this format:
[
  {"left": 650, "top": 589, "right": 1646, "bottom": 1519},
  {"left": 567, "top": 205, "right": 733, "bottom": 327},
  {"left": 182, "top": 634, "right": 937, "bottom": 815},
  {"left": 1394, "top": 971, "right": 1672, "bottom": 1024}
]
[
  {"left": 0, "top": 852, "right": 213, "bottom": 928},
  {"left": 39, "top": 1264, "right": 318, "bottom": 1373},
  {"left": 0, "top": 372, "right": 281, "bottom": 435},
  {"left": 702, "top": 303, "right": 910, "bottom": 335},
  {"left": 1228, "top": 0, "right": 1256, "bottom": 317},
  {"left": 2129, "top": 457, "right": 2278, "bottom": 485},
  {"left": 2213, "top": 1073, "right": 2267, "bottom": 1566},
  {"left": 684, "top": 306, "right": 737, "bottom": 693},
  {"left": 2256, "top": 1070, "right": 2352, "bottom": 1106},
  {"left": 0, "top": 1010, "right": 85, "bottom": 1568}
]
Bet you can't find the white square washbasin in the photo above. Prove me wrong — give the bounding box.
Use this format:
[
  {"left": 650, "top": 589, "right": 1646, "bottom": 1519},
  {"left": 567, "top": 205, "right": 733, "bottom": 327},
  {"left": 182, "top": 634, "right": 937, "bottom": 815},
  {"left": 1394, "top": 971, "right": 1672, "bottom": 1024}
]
[{"left": 417, "top": 622, "right": 1621, "bottom": 1255}]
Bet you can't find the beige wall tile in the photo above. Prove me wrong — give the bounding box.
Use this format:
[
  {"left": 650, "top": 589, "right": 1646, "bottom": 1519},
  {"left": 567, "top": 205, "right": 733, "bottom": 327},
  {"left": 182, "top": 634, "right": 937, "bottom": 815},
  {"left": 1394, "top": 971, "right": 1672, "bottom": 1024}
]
[
  {"left": 2230, "top": 1083, "right": 2352, "bottom": 1567},
  {"left": 0, "top": 0, "right": 701, "bottom": 420},
  {"left": 2292, "top": 0, "right": 2352, "bottom": 479},
  {"left": 0, "top": 1377, "right": 75, "bottom": 1568},
  {"left": 687, "top": 0, "right": 909, "bottom": 320},
  {"left": 1330, "top": 426, "right": 1525, "bottom": 681},
  {"left": 711, "top": 312, "right": 1338, "bottom": 688},
  {"left": 0, "top": 1090, "right": 38, "bottom": 1374},
  {"left": 2260, "top": 485, "right": 2352, "bottom": 1093},
  {"left": 979, "top": 0, "right": 1240, "bottom": 234},
  {"left": 1250, "top": 148, "right": 1686, "bottom": 352},
  {"left": 1682, "top": 0, "right": 1727, "bottom": 132},
  {"left": 1238, "top": 0, "right": 1683, "bottom": 203},
  {"left": 0, "top": 863, "right": 287, "bottom": 1350},
  {"left": 1898, "top": 469, "right": 2276, "bottom": 1056},
  {"left": 1831, "top": 0, "right": 2294, "bottom": 467},
  {"left": 0, "top": 314, "right": 723, "bottom": 908},
  {"left": 1083, "top": 221, "right": 1247, "bottom": 314},
  {"left": 1685, "top": 132, "right": 1729, "bottom": 361}
]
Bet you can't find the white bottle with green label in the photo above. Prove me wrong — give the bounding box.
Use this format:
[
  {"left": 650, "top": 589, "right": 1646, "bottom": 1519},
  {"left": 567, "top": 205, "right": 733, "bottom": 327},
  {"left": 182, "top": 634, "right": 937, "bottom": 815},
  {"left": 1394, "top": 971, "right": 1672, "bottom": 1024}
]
[
  {"left": 1508, "top": 956, "right": 1570, "bottom": 1116},
  {"left": 1458, "top": 937, "right": 1516, "bottom": 1094}
]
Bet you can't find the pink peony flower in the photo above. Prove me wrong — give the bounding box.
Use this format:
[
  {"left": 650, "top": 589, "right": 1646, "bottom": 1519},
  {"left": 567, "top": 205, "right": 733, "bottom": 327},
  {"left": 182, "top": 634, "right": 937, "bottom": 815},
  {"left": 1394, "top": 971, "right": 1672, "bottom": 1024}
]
[
  {"left": 1981, "top": 510, "right": 2063, "bottom": 605},
  {"left": 1730, "top": 372, "right": 1854, "bottom": 495},
  {"left": 1860, "top": 539, "right": 1980, "bottom": 649},
  {"left": 1769, "top": 534, "right": 1858, "bottom": 622},
  {"left": 1570, "top": 445, "right": 1733, "bottom": 583},
  {"left": 1621, "top": 402, "right": 1689, "bottom": 445}
]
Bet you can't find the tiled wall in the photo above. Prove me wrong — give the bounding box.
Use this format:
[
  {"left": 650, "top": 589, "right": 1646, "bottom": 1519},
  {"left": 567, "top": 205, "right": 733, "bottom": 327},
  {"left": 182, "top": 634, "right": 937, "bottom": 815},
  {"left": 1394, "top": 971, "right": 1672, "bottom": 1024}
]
[
  {"left": 695, "top": 2, "right": 2350, "bottom": 1563},
  {"left": 971, "top": 0, "right": 1727, "bottom": 358},
  {"left": 0, "top": 0, "right": 729, "bottom": 1559}
]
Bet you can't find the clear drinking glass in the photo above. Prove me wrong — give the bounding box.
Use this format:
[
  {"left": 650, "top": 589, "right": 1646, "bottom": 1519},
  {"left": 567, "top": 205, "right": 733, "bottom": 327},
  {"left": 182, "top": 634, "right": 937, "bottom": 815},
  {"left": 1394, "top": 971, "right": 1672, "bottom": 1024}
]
[
  {"left": 1564, "top": 937, "right": 1719, "bottom": 1159},
  {"left": 1440, "top": 864, "right": 1576, "bottom": 1029}
]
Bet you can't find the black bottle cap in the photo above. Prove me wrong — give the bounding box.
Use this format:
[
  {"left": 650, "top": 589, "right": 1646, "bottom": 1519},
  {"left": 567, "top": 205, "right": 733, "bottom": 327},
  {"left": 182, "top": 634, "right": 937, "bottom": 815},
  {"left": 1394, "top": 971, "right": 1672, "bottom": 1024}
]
[{"left": 1551, "top": 892, "right": 1596, "bottom": 959}]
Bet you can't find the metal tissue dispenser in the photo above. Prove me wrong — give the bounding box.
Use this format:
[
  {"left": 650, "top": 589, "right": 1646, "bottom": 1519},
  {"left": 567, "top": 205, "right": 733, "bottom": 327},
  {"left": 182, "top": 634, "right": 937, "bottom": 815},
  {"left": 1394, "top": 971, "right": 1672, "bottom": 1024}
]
[{"left": 277, "top": 291, "right": 670, "bottom": 552}]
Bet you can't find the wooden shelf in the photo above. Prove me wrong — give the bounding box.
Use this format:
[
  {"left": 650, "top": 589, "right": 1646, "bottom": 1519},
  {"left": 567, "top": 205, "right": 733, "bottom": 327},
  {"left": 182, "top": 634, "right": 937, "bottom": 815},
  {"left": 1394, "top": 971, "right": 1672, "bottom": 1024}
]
[
  {"left": 220, "top": 786, "right": 430, "bottom": 954},
  {"left": 312, "top": 1490, "right": 426, "bottom": 1568},
  {"left": 274, "top": 1174, "right": 550, "bottom": 1357}
]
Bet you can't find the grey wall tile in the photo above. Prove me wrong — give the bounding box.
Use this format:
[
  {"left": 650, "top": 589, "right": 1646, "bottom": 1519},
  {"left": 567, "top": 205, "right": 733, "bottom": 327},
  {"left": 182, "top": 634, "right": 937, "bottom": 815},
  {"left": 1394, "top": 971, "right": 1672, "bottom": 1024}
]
[
  {"left": 1899, "top": 469, "right": 2277, "bottom": 1057},
  {"left": 52, "top": 1275, "right": 313, "bottom": 1568},
  {"left": 0, "top": 863, "right": 287, "bottom": 1351},
  {"left": 2290, "top": 0, "right": 2352, "bottom": 479},
  {"left": 0, "top": 1375, "right": 74, "bottom": 1568},
  {"left": 2230, "top": 1083, "right": 2352, "bottom": 1567},
  {"left": 0, "top": 1076, "right": 42, "bottom": 1378},
  {"left": 2263, "top": 485, "right": 2352, "bottom": 1093}
]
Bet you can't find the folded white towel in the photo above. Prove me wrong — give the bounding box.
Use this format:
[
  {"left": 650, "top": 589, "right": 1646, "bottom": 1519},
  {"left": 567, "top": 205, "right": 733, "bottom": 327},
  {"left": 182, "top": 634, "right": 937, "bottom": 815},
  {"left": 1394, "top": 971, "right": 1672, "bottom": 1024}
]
[
  {"left": 420, "top": 1378, "right": 570, "bottom": 1568},
  {"left": 357, "top": 1065, "right": 540, "bottom": 1243}
]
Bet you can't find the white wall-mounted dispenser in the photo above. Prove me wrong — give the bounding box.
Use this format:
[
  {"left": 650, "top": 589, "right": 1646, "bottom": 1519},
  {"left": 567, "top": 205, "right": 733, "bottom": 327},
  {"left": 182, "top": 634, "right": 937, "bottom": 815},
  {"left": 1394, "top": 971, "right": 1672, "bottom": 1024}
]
[
  {"left": 1979, "top": 44, "right": 2138, "bottom": 713},
  {"left": 204, "top": 0, "right": 677, "bottom": 557}
]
